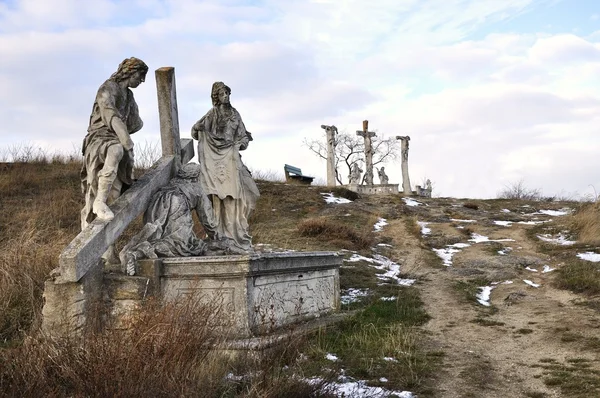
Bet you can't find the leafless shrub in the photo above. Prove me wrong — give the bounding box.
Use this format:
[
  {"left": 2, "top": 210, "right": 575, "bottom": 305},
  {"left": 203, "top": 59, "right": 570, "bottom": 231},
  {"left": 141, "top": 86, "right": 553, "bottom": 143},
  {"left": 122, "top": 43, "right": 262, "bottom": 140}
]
[
  {"left": 298, "top": 217, "right": 374, "bottom": 250},
  {"left": 497, "top": 179, "right": 542, "bottom": 201},
  {"left": 134, "top": 139, "right": 161, "bottom": 172}
]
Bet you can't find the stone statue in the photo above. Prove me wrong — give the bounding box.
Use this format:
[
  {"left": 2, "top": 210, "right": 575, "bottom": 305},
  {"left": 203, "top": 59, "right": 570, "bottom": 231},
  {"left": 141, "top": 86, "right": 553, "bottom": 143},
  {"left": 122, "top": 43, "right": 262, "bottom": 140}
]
[
  {"left": 426, "top": 179, "right": 432, "bottom": 191},
  {"left": 349, "top": 163, "right": 363, "bottom": 184},
  {"left": 191, "top": 82, "right": 260, "bottom": 253},
  {"left": 81, "top": 57, "right": 149, "bottom": 228},
  {"left": 119, "top": 163, "right": 215, "bottom": 275},
  {"left": 377, "top": 167, "right": 389, "bottom": 185}
]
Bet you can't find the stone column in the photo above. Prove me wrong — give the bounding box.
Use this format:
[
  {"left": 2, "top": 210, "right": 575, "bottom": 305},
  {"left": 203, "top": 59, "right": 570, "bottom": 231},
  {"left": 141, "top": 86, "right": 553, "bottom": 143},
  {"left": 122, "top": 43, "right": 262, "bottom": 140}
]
[
  {"left": 356, "top": 120, "right": 376, "bottom": 185},
  {"left": 396, "top": 136, "right": 412, "bottom": 195},
  {"left": 320, "top": 125, "right": 338, "bottom": 187}
]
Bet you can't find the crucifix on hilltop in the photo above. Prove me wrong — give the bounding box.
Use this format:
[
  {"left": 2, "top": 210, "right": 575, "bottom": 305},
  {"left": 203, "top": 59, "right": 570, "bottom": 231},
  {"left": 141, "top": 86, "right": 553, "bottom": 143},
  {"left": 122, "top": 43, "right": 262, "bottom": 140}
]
[
  {"left": 356, "top": 120, "right": 377, "bottom": 185},
  {"left": 320, "top": 124, "right": 338, "bottom": 187}
]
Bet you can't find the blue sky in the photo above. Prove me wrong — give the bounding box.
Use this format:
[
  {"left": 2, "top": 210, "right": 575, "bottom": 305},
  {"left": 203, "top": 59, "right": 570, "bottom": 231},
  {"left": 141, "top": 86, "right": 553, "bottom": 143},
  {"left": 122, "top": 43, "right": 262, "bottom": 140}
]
[{"left": 0, "top": 0, "right": 599, "bottom": 199}]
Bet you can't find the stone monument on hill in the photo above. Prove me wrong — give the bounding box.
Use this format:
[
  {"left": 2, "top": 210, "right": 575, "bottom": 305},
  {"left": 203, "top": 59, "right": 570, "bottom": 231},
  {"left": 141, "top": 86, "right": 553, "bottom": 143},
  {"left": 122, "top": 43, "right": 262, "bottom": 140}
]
[
  {"left": 356, "top": 120, "right": 376, "bottom": 185},
  {"left": 320, "top": 124, "right": 338, "bottom": 187},
  {"left": 396, "top": 135, "right": 412, "bottom": 195},
  {"left": 42, "top": 66, "right": 341, "bottom": 342}
]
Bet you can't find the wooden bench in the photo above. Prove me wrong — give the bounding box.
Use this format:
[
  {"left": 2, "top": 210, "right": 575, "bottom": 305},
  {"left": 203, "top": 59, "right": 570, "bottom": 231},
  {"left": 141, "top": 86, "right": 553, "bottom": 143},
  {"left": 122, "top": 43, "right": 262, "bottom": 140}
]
[{"left": 284, "top": 164, "right": 314, "bottom": 185}]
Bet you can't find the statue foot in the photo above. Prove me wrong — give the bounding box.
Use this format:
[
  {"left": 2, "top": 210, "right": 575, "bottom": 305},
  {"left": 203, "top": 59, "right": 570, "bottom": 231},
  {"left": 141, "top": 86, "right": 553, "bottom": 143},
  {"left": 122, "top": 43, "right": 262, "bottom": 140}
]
[{"left": 93, "top": 200, "right": 114, "bottom": 221}]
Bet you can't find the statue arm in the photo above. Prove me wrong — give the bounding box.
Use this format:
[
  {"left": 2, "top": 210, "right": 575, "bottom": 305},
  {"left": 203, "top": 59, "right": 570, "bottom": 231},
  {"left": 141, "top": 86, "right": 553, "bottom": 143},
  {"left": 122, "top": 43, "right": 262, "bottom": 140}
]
[{"left": 191, "top": 111, "right": 212, "bottom": 140}]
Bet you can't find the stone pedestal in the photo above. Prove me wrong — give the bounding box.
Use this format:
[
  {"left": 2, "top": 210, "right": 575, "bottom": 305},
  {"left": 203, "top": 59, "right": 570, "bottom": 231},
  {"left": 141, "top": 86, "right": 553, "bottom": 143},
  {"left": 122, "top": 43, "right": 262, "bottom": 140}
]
[
  {"left": 138, "top": 251, "right": 341, "bottom": 337},
  {"left": 345, "top": 183, "right": 399, "bottom": 195}
]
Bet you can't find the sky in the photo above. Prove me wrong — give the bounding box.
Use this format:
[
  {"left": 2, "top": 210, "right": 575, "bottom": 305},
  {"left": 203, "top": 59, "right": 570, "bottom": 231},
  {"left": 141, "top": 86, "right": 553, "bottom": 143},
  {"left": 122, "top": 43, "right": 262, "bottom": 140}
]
[{"left": 1, "top": 0, "right": 599, "bottom": 199}]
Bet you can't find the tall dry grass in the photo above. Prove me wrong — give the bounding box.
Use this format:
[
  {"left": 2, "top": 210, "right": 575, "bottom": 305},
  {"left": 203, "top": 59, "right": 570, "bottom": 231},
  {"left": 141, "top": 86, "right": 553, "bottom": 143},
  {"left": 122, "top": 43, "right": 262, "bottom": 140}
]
[{"left": 568, "top": 201, "right": 600, "bottom": 245}]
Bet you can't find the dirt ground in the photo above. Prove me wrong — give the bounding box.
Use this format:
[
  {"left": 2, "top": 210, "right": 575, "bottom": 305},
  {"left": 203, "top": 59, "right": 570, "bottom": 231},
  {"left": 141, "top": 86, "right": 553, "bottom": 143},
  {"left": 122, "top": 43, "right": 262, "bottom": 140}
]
[{"left": 371, "top": 196, "right": 600, "bottom": 397}]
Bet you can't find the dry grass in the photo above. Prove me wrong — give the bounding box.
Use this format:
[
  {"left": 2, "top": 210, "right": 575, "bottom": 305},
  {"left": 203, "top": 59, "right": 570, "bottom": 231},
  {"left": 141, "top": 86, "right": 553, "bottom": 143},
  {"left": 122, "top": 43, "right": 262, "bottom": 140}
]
[
  {"left": 567, "top": 201, "right": 600, "bottom": 245},
  {"left": 298, "top": 217, "right": 374, "bottom": 250}
]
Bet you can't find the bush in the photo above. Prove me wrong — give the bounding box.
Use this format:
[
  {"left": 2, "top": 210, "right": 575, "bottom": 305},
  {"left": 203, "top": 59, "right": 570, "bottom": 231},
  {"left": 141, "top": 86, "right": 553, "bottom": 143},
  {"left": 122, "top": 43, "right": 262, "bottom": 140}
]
[{"left": 497, "top": 180, "right": 542, "bottom": 201}]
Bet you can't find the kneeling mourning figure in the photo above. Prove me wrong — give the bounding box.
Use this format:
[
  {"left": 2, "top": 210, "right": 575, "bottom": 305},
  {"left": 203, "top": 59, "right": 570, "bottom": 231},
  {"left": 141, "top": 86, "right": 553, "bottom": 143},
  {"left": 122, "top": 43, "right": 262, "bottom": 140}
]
[{"left": 120, "top": 81, "right": 260, "bottom": 274}]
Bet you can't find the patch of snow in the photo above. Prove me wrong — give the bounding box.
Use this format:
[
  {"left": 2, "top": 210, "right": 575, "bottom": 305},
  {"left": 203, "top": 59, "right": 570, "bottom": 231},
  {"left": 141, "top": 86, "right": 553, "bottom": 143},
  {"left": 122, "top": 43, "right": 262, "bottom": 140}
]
[
  {"left": 433, "top": 247, "right": 461, "bottom": 266},
  {"left": 345, "top": 254, "right": 415, "bottom": 285},
  {"left": 321, "top": 193, "right": 352, "bottom": 204},
  {"left": 417, "top": 221, "right": 431, "bottom": 235},
  {"left": 450, "top": 242, "right": 471, "bottom": 249},
  {"left": 542, "top": 265, "right": 555, "bottom": 273},
  {"left": 525, "top": 266, "right": 538, "bottom": 272},
  {"left": 326, "top": 353, "right": 339, "bottom": 361},
  {"left": 498, "top": 247, "right": 513, "bottom": 255},
  {"left": 377, "top": 243, "right": 393, "bottom": 247},
  {"left": 374, "top": 218, "right": 388, "bottom": 232},
  {"left": 226, "top": 373, "right": 245, "bottom": 381},
  {"left": 380, "top": 296, "right": 396, "bottom": 301},
  {"left": 341, "top": 288, "right": 370, "bottom": 305},
  {"left": 451, "top": 219, "right": 477, "bottom": 223},
  {"left": 456, "top": 225, "right": 465, "bottom": 229},
  {"left": 383, "top": 357, "right": 398, "bottom": 362},
  {"left": 494, "top": 220, "right": 512, "bottom": 227},
  {"left": 523, "top": 280, "right": 540, "bottom": 288},
  {"left": 534, "top": 208, "right": 571, "bottom": 216},
  {"left": 577, "top": 252, "right": 600, "bottom": 262},
  {"left": 469, "top": 233, "right": 515, "bottom": 243},
  {"left": 379, "top": 377, "right": 388, "bottom": 383},
  {"left": 502, "top": 209, "right": 511, "bottom": 213},
  {"left": 344, "top": 213, "right": 352, "bottom": 217},
  {"left": 476, "top": 286, "right": 494, "bottom": 307},
  {"left": 537, "top": 233, "right": 576, "bottom": 246},
  {"left": 403, "top": 198, "right": 422, "bottom": 207},
  {"left": 491, "top": 280, "right": 513, "bottom": 285},
  {"left": 307, "top": 377, "right": 414, "bottom": 398},
  {"left": 518, "top": 220, "right": 547, "bottom": 225}
]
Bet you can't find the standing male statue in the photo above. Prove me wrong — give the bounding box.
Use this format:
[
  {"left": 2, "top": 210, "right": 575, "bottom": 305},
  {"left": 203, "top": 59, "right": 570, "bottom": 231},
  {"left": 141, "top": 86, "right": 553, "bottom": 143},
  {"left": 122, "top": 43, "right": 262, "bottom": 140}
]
[
  {"left": 191, "top": 82, "right": 260, "bottom": 253},
  {"left": 81, "top": 57, "right": 148, "bottom": 228}
]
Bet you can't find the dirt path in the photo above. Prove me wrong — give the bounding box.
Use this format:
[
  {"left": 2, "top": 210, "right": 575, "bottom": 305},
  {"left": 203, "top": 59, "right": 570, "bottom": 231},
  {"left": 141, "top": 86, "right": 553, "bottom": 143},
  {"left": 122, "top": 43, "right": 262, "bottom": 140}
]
[{"left": 384, "top": 201, "right": 600, "bottom": 397}]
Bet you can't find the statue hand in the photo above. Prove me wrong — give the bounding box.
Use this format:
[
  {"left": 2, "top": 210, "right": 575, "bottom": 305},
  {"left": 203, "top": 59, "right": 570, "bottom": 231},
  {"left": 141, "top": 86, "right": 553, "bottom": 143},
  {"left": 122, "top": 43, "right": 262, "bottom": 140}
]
[{"left": 122, "top": 137, "right": 134, "bottom": 151}]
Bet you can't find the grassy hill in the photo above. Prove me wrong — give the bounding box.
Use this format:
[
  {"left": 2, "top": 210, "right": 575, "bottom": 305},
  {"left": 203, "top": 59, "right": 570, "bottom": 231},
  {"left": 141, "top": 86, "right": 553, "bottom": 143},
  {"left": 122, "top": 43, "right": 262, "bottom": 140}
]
[{"left": 1, "top": 161, "right": 600, "bottom": 397}]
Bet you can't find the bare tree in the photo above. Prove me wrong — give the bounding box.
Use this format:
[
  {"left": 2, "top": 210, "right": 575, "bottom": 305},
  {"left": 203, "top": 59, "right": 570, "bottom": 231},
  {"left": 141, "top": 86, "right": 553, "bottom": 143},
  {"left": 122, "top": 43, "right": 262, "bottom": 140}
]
[{"left": 304, "top": 130, "right": 399, "bottom": 185}]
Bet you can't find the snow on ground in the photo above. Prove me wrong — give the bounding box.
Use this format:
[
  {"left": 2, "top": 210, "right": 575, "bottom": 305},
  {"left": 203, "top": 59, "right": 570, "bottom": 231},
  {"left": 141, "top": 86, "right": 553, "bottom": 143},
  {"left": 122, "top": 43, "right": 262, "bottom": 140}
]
[
  {"left": 491, "top": 280, "right": 514, "bottom": 285},
  {"left": 402, "top": 198, "right": 422, "bottom": 207},
  {"left": 533, "top": 208, "right": 572, "bottom": 216},
  {"left": 380, "top": 296, "right": 396, "bottom": 301},
  {"left": 321, "top": 193, "right": 352, "bottom": 204},
  {"left": 525, "top": 266, "right": 538, "bottom": 272},
  {"left": 450, "top": 218, "right": 477, "bottom": 223},
  {"left": 476, "top": 286, "right": 494, "bottom": 307},
  {"left": 494, "top": 220, "right": 512, "bottom": 227},
  {"left": 417, "top": 221, "right": 431, "bottom": 235},
  {"left": 537, "top": 233, "right": 576, "bottom": 246},
  {"left": 383, "top": 357, "right": 398, "bottom": 362},
  {"left": 326, "top": 353, "right": 339, "bottom": 361},
  {"left": 518, "top": 220, "right": 548, "bottom": 225},
  {"left": 502, "top": 209, "right": 511, "bottom": 213},
  {"left": 523, "top": 280, "right": 541, "bottom": 288},
  {"left": 307, "top": 377, "right": 414, "bottom": 398},
  {"left": 542, "top": 265, "right": 555, "bottom": 273},
  {"left": 469, "top": 233, "right": 515, "bottom": 243},
  {"left": 498, "top": 247, "right": 513, "bottom": 255},
  {"left": 374, "top": 218, "right": 388, "bottom": 232},
  {"left": 341, "top": 288, "right": 370, "bottom": 305},
  {"left": 377, "top": 243, "right": 393, "bottom": 247},
  {"left": 433, "top": 247, "right": 461, "bottom": 266},
  {"left": 345, "top": 254, "right": 415, "bottom": 285},
  {"left": 577, "top": 252, "right": 600, "bottom": 262}
]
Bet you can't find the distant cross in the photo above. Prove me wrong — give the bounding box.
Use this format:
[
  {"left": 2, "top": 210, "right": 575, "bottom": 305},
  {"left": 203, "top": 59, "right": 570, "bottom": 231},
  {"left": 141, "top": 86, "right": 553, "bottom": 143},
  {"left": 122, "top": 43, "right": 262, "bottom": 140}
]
[
  {"left": 356, "top": 120, "right": 377, "bottom": 185},
  {"left": 320, "top": 124, "right": 338, "bottom": 187}
]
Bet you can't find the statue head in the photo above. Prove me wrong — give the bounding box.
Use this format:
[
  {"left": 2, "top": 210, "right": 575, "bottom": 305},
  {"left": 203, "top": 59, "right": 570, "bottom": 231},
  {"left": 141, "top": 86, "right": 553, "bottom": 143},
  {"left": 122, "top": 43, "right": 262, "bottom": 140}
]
[
  {"left": 110, "top": 57, "right": 149, "bottom": 86},
  {"left": 211, "top": 82, "right": 232, "bottom": 106},
  {"left": 177, "top": 163, "right": 202, "bottom": 181}
]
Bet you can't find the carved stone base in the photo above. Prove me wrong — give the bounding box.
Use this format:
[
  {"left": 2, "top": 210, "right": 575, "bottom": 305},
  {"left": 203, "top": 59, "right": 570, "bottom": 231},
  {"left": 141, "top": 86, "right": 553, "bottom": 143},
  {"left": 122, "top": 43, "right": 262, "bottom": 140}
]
[
  {"left": 345, "top": 183, "right": 399, "bottom": 195},
  {"left": 137, "top": 251, "right": 341, "bottom": 337}
]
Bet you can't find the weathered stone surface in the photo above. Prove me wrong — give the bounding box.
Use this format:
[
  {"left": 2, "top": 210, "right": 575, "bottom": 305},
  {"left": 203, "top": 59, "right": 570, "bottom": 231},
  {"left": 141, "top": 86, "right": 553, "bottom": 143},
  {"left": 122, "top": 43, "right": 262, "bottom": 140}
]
[
  {"left": 156, "top": 67, "right": 182, "bottom": 169},
  {"left": 356, "top": 120, "right": 377, "bottom": 185},
  {"left": 320, "top": 124, "right": 338, "bottom": 187},
  {"left": 346, "top": 183, "right": 399, "bottom": 195},
  {"left": 158, "top": 252, "right": 341, "bottom": 337},
  {"left": 396, "top": 136, "right": 412, "bottom": 195}
]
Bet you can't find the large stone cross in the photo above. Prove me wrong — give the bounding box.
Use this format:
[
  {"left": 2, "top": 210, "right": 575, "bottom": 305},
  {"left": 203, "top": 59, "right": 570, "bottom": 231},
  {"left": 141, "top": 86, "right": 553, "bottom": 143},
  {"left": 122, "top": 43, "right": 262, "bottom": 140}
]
[
  {"left": 356, "top": 120, "right": 376, "bottom": 185},
  {"left": 320, "top": 124, "right": 338, "bottom": 187}
]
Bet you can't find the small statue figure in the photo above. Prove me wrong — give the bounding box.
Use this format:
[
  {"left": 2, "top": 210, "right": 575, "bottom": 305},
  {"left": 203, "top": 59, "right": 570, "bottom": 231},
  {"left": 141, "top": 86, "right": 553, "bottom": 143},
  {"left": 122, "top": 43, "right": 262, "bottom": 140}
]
[
  {"left": 191, "top": 82, "right": 260, "bottom": 253},
  {"left": 377, "top": 167, "right": 389, "bottom": 185},
  {"left": 426, "top": 179, "right": 432, "bottom": 191},
  {"left": 349, "top": 163, "right": 363, "bottom": 184},
  {"left": 119, "top": 163, "right": 215, "bottom": 275},
  {"left": 81, "top": 57, "right": 149, "bottom": 228}
]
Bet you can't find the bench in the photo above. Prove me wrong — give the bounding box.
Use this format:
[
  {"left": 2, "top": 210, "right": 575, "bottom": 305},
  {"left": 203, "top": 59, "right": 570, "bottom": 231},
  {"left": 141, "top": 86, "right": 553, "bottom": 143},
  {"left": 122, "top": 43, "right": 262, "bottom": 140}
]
[{"left": 284, "top": 164, "right": 314, "bottom": 185}]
